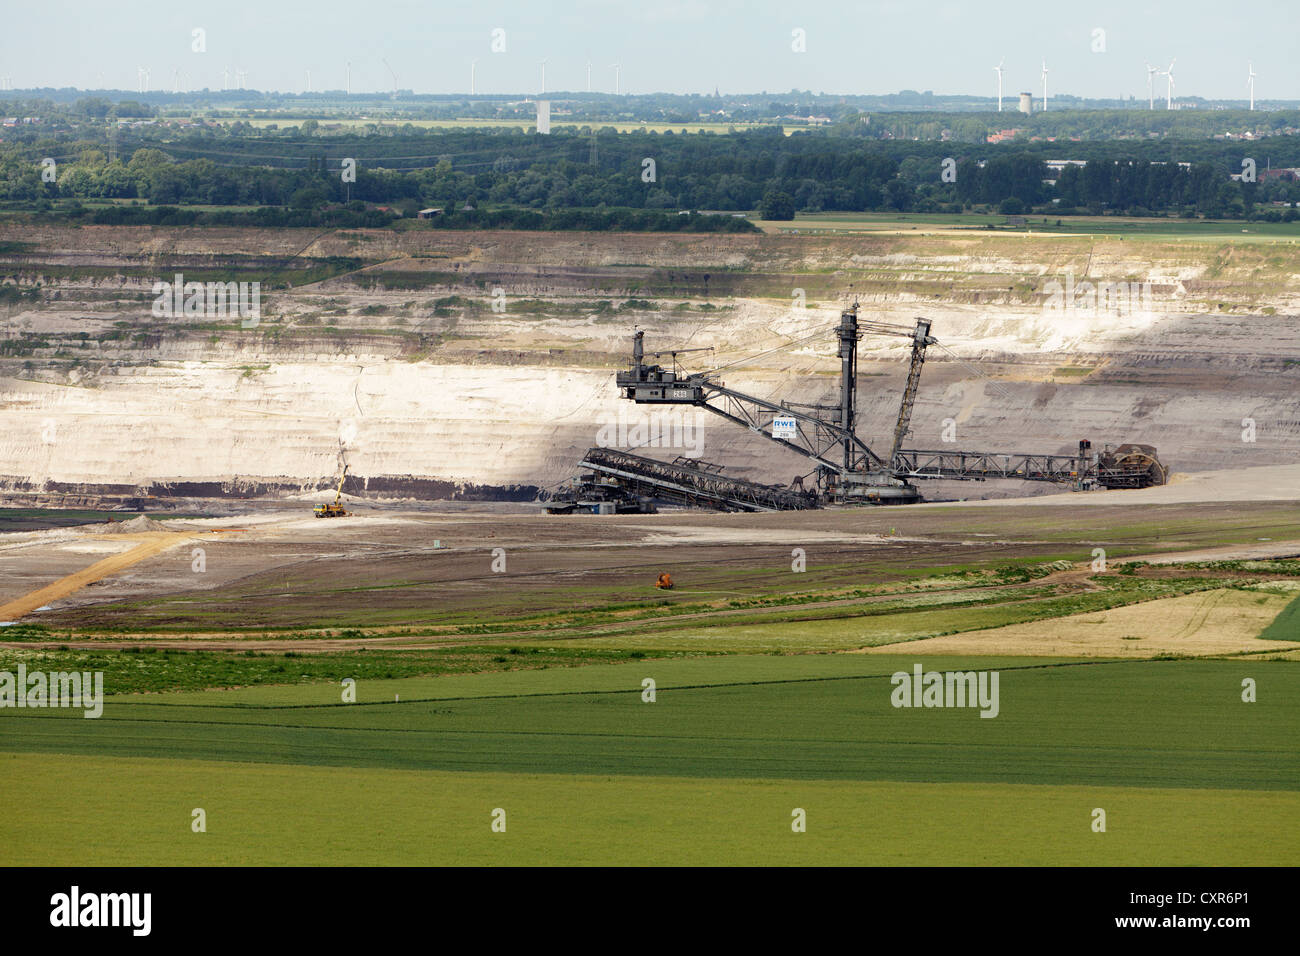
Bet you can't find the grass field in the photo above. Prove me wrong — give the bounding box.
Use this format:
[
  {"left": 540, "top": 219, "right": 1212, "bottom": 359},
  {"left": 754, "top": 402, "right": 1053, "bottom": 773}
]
[
  {"left": 759, "top": 210, "right": 1300, "bottom": 242},
  {"left": 1259, "top": 592, "right": 1300, "bottom": 642},
  {"left": 2, "top": 654, "right": 1295, "bottom": 864},
  {"left": 3, "top": 503, "right": 1297, "bottom": 865},
  {"left": 5, "top": 753, "right": 1292, "bottom": 866}
]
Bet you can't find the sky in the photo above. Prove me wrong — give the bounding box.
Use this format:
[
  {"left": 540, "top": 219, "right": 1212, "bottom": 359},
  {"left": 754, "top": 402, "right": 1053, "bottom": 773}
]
[{"left": 0, "top": 0, "right": 1293, "bottom": 102}]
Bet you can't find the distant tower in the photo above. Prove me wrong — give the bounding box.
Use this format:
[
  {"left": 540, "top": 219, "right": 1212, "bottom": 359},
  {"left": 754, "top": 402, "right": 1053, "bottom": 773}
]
[{"left": 1018, "top": 92, "right": 1033, "bottom": 115}]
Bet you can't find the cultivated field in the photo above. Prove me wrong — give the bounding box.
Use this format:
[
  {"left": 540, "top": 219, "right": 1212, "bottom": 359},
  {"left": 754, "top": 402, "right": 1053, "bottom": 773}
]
[
  {"left": 1, "top": 653, "right": 1295, "bottom": 865},
  {"left": 1, "top": 494, "right": 1297, "bottom": 865},
  {"left": 760, "top": 210, "right": 1300, "bottom": 242}
]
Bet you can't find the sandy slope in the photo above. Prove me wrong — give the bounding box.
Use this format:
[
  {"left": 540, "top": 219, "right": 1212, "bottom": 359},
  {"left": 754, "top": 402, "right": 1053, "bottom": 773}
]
[{"left": 856, "top": 588, "right": 1300, "bottom": 657}]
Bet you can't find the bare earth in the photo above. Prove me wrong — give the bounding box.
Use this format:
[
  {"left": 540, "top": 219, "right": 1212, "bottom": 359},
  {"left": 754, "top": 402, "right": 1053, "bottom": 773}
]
[
  {"left": 933, "top": 463, "right": 1300, "bottom": 508},
  {"left": 2, "top": 481, "right": 1299, "bottom": 656},
  {"left": 0, "top": 532, "right": 191, "bottom": 622}
]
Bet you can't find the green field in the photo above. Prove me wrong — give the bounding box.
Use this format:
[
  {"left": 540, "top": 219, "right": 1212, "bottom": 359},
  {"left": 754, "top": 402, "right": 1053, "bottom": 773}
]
[
  {"left": 761, "top": 210, "right": 1300, "bottom": 242},
  {"left": 1260, "top": 592, "right": 1300, "bottom": 641},
  {"left": 6, "top": 754, "right": 1291, "bottom": 866},
  {"left": 3, "top": 654, "right": 1295, "bottom": 864},
  {"left": 4, "top": 507, "right": 1297, "bottom": 865}
]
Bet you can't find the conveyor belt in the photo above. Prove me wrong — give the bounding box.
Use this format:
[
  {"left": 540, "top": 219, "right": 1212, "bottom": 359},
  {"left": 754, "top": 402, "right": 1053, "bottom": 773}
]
[{"left": 579, "top": 447, "right": 819, "bottom": 512}]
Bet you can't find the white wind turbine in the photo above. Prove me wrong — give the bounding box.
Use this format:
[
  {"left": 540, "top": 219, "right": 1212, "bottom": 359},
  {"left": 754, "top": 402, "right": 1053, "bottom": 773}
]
[
  {"left": 222, "top": 66, "right": 230, "bottom": 90},
  {"left": 382, "top": 58, "right": 398, "bottom": 98},
  {"left": 610, "top": 63, "right": 621, "bottom": 95},
  {"left": 1145, "top": 63, "right": 1158, "bottom": 110},
  {"left": 539, "top": 59, "right": 547, "bottom": 94},
  {"left": 586, "top": 60, "right": 592, "bottom": 93},
  {"left": 993, "top": 59, "right": 1005, "bottom": 111},
  {"left": 470, "top": 59, "right": 477, "bottom": 95},
  {"left": 1040, "top": 59, "right": 1049, "bottom": 111},
  {"left": 1163, "top": 59, "right": 1176, "bottom": 109},
  {"left": 1248, "top": 62, "right": 1256, "bottom": 110}
]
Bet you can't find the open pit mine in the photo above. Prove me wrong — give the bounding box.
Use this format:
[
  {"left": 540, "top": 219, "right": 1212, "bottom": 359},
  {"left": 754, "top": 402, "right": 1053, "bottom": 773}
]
[{"left": 2, "top": 223, "right": 1298, "bottom": 513}]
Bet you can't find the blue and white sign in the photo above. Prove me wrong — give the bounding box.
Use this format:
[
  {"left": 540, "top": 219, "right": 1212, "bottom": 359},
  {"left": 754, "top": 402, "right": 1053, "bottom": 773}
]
[{"left": 772, "top": 416, "right": 797, "bottom": 439}]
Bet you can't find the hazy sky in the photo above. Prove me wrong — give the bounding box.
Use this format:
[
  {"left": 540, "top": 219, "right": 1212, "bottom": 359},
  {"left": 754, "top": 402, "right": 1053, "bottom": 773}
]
[{"left": 1, "top": 0, "right": 1292, "bottom": 101}]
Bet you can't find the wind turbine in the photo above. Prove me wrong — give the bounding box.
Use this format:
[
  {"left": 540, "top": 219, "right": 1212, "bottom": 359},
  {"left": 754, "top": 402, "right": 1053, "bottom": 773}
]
[
  {"left": 171, "top": 68, "right": 180, "bottom": 94},
  {"left": 586, "top": 60, "right": 592, "bottom": 93},
  {"left": 382, "top": 58, "right": 398, "bottom": 98},
  {"left": 539, "top": 59, "right": 547, "bottom": 94},
  {"left": 1163, "top": 59, "right": 1175, "bottom": 109},
  {"left": 1040, "top": 59, "right": 1049, "bottom": 111},
  {"left": 222, "top": 66, "right": 230, "bottom": 90},
  {"left": 345, "top": 61, "right": 352, "bottom": 96},
  {"left": 1145, "top": 63, "right": 1158, "bottom": 110},
  {"left": 993, "top": 59, "right": 1004, "bottom": 111},
  {"left": 1248, "top": 62, "right": 1256, "bottom": 110},
  {"left": 137, "top": 67, "right": 151, "bottom": 93},
  {"left": 470, "top": 59, "right": 477, "bottom": 95},
  {"left": 305, "top": 70, "right": 311, "bottom": 93},
  {"left": 610, "top": 63, "right": 621, "bottom": 95}
]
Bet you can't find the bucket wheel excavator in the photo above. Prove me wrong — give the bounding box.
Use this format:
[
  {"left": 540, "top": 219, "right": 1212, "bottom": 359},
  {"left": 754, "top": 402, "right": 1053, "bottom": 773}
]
[{"left": 564, "top": 302, "right": 1166, "bottom": 510}]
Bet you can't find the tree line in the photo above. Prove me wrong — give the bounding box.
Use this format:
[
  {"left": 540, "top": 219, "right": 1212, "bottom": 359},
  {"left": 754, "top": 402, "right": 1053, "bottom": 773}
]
[{"left": 2, "top": 127, "right": 1298, "bottom": 220}]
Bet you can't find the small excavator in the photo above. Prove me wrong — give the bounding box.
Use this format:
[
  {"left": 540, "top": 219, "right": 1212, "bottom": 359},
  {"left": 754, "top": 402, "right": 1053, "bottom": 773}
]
[{"left": 314, "top": 465, "right": 351, "bottom": 518}]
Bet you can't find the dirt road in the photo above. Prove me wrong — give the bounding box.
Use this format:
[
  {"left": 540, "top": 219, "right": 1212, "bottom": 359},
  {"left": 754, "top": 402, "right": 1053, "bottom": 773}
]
[{"left": 0, "top": 533, "right": 190, "bottom": 622}]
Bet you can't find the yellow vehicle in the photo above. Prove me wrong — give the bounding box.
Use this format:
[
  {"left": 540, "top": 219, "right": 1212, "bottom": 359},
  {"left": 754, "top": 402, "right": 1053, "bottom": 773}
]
[{"left": 314, "top": 465, "right": 350, "bottom": 518}]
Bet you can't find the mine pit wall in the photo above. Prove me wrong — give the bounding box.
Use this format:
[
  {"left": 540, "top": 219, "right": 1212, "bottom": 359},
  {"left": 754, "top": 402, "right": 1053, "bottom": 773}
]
[
  {"left": 0, "top": 476, "right": 542, "bottom": 512},
  {"left": 3, "top": 223, "right": 1300, "bottom": 503}
]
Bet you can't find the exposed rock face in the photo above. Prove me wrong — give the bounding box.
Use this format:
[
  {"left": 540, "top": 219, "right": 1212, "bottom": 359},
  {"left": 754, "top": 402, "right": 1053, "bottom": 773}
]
[{"left": 2, "top": 224, "right": 1298, "bottom": 503}]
